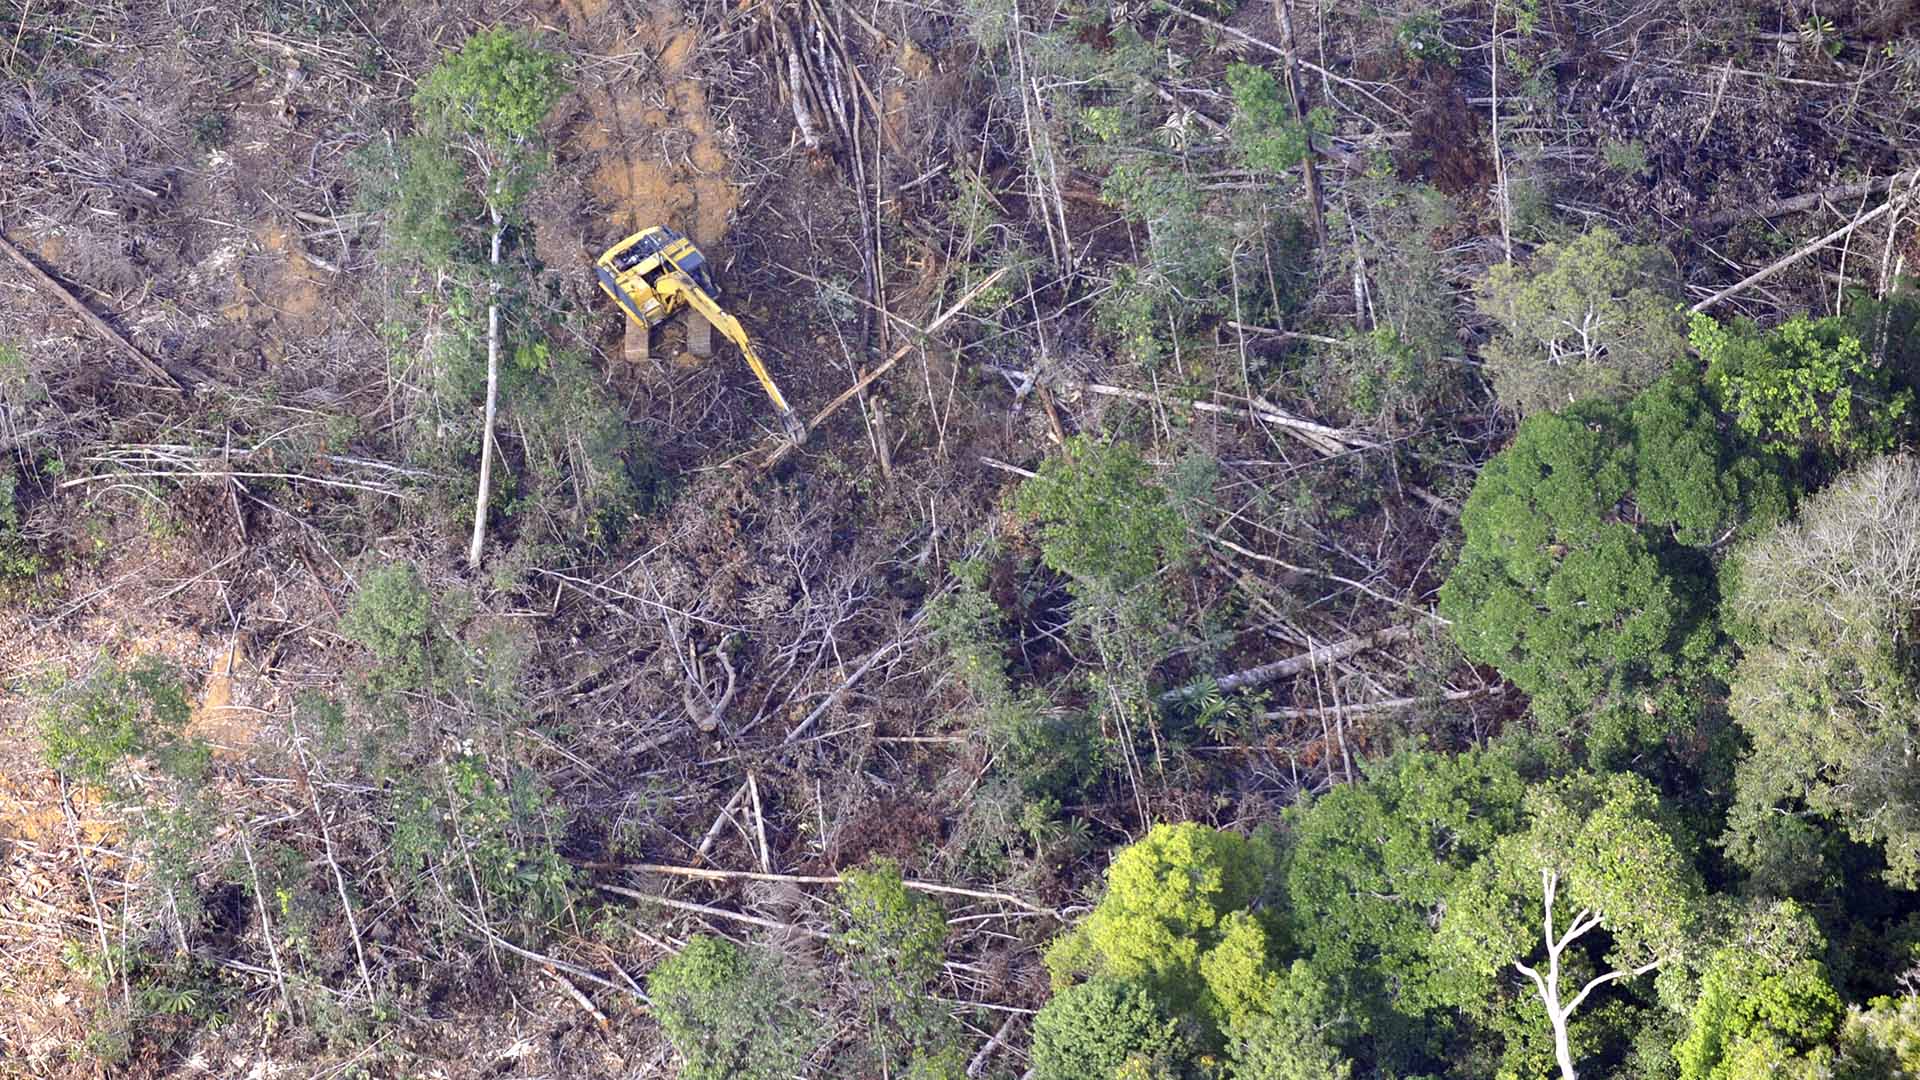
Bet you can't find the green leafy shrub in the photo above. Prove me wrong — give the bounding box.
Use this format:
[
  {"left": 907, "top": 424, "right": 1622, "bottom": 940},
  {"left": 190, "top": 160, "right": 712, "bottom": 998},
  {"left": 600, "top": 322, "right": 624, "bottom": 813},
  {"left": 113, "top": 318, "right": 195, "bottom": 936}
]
[
  {"left": 1226, "top": 64, "right": 1311, "bottom": 174},
  {"left": 1014, "top": 437, "right": 1190, "bottom": 596},
  {"left": 1031, "top": 978, "right": 1191, "bottom": 1080},
  {"left": 341, "top": 560, "right": 446, "bottom": 699},
  {"left": 1691, "top": 311, "right": 1914, "bottom": 458},
  {"left": 647, "top": 936, "right": 817, "bottom": 1080},
  {"left": 38, "top": 657, "right": 193, "bottom": 792},
  {"left": 388, "top": 753, "right": 573, "bottom": 932},
  {"left": 1475, "top": 228, "right": 1686, "bottom": 414},
  {"left": 836, "top": 860, "right": 959, "bottom": 1071}
]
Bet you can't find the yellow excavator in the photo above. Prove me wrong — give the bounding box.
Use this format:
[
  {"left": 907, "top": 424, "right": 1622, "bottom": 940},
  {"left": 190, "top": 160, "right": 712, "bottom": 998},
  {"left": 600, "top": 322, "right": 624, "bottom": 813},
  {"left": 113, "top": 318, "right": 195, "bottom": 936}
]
[{"left": 594, "top": 225, "right": 806, "bottom": 443}]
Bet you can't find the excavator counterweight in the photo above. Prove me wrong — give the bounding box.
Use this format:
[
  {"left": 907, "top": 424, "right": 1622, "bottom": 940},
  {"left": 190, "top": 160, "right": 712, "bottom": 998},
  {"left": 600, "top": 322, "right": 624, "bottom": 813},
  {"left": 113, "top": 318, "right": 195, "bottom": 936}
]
[{"left": 594, "top": 226, "right": 806, "bottom": 444}]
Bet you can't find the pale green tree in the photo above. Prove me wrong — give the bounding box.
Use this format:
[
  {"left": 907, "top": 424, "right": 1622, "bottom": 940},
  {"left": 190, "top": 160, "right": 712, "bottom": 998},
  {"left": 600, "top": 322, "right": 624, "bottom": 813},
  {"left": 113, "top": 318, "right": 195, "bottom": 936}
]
[
  {"left": 1476, "top": 227, "right": 1686, "bottom": 414},
  {"left": 1723, "top": 455, "right": 1920, "bottom": 886}
]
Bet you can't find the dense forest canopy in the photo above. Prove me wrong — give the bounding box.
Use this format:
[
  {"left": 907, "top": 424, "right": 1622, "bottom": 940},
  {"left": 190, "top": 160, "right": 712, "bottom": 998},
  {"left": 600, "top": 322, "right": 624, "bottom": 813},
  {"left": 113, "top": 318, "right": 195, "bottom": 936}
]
[{"left": 3, "top": 0, "right": 1920, "bottom": 1078}]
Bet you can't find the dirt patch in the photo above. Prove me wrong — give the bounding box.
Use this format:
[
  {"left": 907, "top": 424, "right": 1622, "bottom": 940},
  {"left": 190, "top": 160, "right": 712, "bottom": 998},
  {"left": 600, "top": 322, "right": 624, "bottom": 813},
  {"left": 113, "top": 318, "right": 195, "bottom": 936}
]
[
  {"left": 567, "top": 4, "right": 740, "bottom": 246},
  {"left": 189, "top": 638, "right": 257, "bottom": 754},
  {"left": 252, "top": 222, "right": 327, "bottom": 322}
]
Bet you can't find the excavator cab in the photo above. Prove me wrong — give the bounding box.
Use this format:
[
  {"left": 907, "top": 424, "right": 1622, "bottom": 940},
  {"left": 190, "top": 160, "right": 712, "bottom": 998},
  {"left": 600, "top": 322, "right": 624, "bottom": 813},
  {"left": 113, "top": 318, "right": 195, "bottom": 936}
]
[{"left": 595, "top": 225, "right": 806, "bottom": 444}]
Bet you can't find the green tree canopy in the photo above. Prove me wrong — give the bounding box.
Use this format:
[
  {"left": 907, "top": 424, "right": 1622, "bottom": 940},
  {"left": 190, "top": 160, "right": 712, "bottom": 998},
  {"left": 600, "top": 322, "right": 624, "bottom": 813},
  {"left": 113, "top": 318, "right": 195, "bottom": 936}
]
[
  {"left": 1283, "top": 747, "right": 1528, "bottom": 1065},
  {"left": 1437, "top": 771, "right": 1706, "bottom": 1080},
  {"left": 1675, "top": 902, "right": 1844, "bottom": 1080},
  {"left": 1014, "top": 435, "right": 1191, "bottom": 597},
  {"left": 413, "top": 27, "right": 567, "bottom": 147},
  {"left": 1047, "top": 822, "right": 1280, "bottom": 1039},
  {"left": 1692, "top": 308, "right": 1914, "bottom": 460},
  {"left": 369, "top": 28, "right": 567, "bottom": 267},
  {"left": 1475, "top": 227, "right": 1687, "bottom": 414},
  {"left": 1030, "top": 978, "right": 1191, "bottom": 1080},
  {"left": 835, "top": 859, "right": 959, "bottom": 1074},
  {"left": 1439, "top": 398, "right": 1700, "bottom": 748},
  {"left": 1227, "top": 961, "right": 1356, "bottom": 1080}
]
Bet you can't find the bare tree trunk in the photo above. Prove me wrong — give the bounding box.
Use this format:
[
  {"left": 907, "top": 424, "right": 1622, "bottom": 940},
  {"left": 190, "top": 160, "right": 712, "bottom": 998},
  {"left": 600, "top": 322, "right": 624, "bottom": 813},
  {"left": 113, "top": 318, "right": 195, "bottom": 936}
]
[
  {"left": 1273, "top": 0, "right": 1326, "bottom": 247},
  {"left": 1514, "top": 869, "right": 1664, "bottom": 1080},
  {"left": 468, "top": 205, "right": 503, "bottom": 569}
]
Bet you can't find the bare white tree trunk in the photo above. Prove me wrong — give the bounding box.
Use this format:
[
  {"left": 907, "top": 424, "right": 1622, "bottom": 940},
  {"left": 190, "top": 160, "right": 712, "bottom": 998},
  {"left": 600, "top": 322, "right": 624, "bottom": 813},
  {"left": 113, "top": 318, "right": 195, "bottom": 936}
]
[
  {"left": 468, "top": 204, "right": 503, "bottom": 569},
  {"left": 1514, "top": 869, "right": 1663, "bottom": 1080}
]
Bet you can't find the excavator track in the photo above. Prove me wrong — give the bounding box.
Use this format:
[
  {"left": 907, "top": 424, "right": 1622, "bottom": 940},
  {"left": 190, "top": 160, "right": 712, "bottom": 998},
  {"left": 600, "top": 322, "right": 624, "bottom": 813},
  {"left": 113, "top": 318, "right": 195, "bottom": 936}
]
[{"left": 687, "top": 310, "right": 714, "bottom": 358}]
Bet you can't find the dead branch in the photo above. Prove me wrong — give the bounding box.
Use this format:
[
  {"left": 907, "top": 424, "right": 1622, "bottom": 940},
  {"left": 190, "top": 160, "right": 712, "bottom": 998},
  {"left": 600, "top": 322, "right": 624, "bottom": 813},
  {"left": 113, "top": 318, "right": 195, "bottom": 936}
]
[
  {"left": 1696, "top": 169, "right": 1920, "bottom": 230},
  {"left": 1263, "top": 686, "right": 1500, "bottom": 720},
  {"left": 597, "top": 882, "right": 832, "bottom": 938},
  {"left": 1690, "top": 185, "right": 1913, "bottom": 313},
  {"left": 543, "top": 966, "right": 610, "bottom": 1029},
  {"left": 1273, "top": 0, "right": 1326, "bottom": 246},
  {"left": 585, "top": 861, "right": 1061, "bottom": 917},
  {"left": 763, "top": 267, "right": 1009, "bottom": 468},
  {"left": 992, "top": 368, "right": 1376, "bottom": 454}
]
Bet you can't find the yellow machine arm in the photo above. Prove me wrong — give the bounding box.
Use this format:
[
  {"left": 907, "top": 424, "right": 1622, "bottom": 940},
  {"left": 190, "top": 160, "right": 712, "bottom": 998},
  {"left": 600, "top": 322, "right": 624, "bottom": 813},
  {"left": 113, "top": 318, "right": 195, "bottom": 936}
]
[{"left": 655, "top": 271, "right": 807, "bottom": 444}]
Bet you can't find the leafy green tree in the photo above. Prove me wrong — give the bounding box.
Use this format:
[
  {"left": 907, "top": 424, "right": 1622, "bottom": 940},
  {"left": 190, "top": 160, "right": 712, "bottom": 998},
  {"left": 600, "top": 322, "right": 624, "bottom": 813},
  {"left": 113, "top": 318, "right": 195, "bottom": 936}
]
[
  {"left": 1439, "top": 375, "right": 1784, "bottom": 753},
  {"left": 1015, "top": 436, "right": 1191, "bottom": 597},
  {"left": 1475, "top": 227, "right": 1687, "bottom": 414},
  {"left": 1675, "top": 902, "right": 1843, "bottom": 1080},
  {"left": 1722, "top": 455, "right": 1920, "bottom": 886},
  {"left": 647, "top": 935, "right": 818, "bottom": 1080},
  {"left": 836, "top": 859, "right": 960, "bottom": 1074},
  {"left": 1438, "top": 771, "right": 1705, "bottom": 1080},
  {"left": 1438, "top": 402, "right": 1698, "bottom": 742},
  {"left": 1629, "top": 376, "right": 1789, "bottom": 545},
  {"left": 1284, "top": 748, "right": 1528, "bottom": 1070},
  {"left": 1227, "top": 961, "right": 1355, "bottom": 1080},
  {"left": 1836, "top": 995, "right": 1920, "bottom": 1078},
  {"left": 1692, "top": 311, "right": 1914, "bottom": 459},
  {"left": 1030, "top": 978, "right": 1191, "bottom": 1080},
  {"left": 1226, "top": 64, "right": 1312, "bottom": 174},
  {"left": 378, "top": 28, "right": 567, "bottom": 566},
  {"left": 1047, "top": 822, "right": 1279, "bottom": 1039}
]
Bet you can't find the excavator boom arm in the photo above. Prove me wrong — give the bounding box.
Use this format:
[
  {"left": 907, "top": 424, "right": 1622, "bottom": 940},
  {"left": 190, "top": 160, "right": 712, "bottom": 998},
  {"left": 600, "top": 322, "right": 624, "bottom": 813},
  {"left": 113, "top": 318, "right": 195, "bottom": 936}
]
[{"left": 658, "top": 272, "right": 806, "bottom": 441}]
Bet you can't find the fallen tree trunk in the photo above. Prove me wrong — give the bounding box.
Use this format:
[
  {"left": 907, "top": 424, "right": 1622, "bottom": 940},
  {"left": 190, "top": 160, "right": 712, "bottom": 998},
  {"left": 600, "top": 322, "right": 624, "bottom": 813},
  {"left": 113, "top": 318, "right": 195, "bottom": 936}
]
[
  {"left": 0, "top": 230, "right": 182, "bottom": 389},
  {"left": 1160, "top": 623, "right": 1413, "bottom": 706},
  {"left": 1263, "top": 685, "right": 1499, "bottom": 721},
  {"left": 1696, "top": 169, "right": 1920, "bottom": 230}
]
